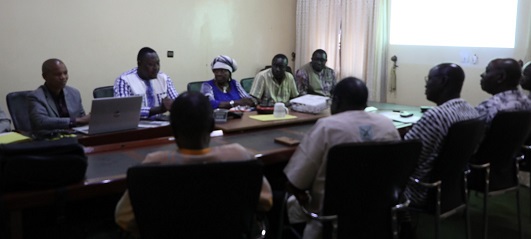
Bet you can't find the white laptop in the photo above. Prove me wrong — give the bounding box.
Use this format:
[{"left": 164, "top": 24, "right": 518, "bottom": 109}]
[{"left": 73, "top": 96, "right": 143, "bottom": 135}]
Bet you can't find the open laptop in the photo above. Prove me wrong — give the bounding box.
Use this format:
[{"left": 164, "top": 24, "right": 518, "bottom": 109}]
[{"left": 73, "top": 96, "right": 143, "bottom": 135}]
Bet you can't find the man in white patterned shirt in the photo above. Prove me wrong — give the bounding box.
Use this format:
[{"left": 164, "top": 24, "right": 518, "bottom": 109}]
[
  {"left": 114, "top": 47, "right": 179, "bottom": 119},
  {"left": 403, "top": 63, "right": 479, "bottom": 206},
  {"left": 476, "top": 58, "right": 531, "bottom": 125}
]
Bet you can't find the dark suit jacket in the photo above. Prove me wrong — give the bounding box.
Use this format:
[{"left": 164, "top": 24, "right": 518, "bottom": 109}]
[{"left": 28, "top": 85, "right": 86, "bottom": 132}]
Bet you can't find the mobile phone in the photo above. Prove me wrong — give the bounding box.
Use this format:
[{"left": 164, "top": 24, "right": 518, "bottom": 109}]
[{"left": 274, "top": 136, "right": 300, "bottom": 146}]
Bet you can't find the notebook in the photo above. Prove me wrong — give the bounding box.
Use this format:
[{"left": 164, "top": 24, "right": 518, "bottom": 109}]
[{"left": 73, "top": 96, "right": 143, "bottom": 135}]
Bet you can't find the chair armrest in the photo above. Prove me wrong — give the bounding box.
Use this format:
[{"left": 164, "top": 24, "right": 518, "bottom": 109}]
[
  {"left": 300, "top": 204, "right": 337, "bottom": 222},
  {"left": 468, "top": 162, "right": 490, "bottom": 170},
  {"left": 410, "top": 177, "right": 441, "bottom": 188}
]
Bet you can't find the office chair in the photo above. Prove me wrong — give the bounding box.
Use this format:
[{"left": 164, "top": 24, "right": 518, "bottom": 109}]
[
  {"left": 127, "top": 160, "right": 265, "bottom": 239},
  {"left": 408, "top": 118, "right": 486, "bottom": 239},
  {"left": 92, "top": 86, "right": 114, "bottom": 98},
  {"left": 6, "top": 90, "right": 33, "bottom": 132},
  {"left": 186, "top": 81, "right": 206, "bottom": 92},
  {"left": 301, "top": 140, "right": 422, "bottom": 239},
  {"left": 518, "top": 136, "right": 531, "bottom": 219},
  {"left": 240, "top": 77, "right": 254, "bottom": 93},
  {"left": 467, "top": 111, "right": 531, "bottom": 239}
]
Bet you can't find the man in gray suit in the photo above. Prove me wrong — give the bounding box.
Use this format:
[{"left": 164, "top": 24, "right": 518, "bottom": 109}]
[{"left": 28, "top": 58, "right": 90, "bottom": 133}]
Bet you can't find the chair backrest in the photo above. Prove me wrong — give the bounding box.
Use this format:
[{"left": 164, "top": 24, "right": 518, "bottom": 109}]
[
  {"left": 127, "top": 160, "right": 263, "bottom": 239},
  {"left": 187, "top": 81, "right": 205, "bottom": 92},
  {"left": 92, "top": 86, "right": 114, "bottom": 98},
  {"left": 428, "top": 118, "right": 486, "bottom": 213},
  {"left": 5, "top": 91, "right": 32, "bottom": 132},
  {"left": 471, "top": 111, "right": 531, "bottom": 191},
  {"left": 240, "top": 77, "right": 254, "bottom": 93},
  {"left": 323, "top": 140, "right": 422, "bottom": 239}
]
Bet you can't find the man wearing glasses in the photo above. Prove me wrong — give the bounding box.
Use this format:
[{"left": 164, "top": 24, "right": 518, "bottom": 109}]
[{"left": 295, "top": 49, "right": 337, "bottom": 97}]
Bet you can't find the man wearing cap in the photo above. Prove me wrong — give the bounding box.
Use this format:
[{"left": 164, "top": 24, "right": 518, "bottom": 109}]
[
  {"left": 200, "top": 55, "right": 255, "bottom": 109},
  {"left": 114, "top": 47, "right": 179, "bottom": 119}
]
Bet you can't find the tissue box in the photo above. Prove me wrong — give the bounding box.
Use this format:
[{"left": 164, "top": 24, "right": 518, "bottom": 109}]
[{"left": 289, "top": 95, "right": 330, "bottom": 114}]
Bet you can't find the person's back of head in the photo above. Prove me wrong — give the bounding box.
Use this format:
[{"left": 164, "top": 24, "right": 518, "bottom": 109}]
[
  {"left": 169, "top": 91, "right": 214, "bottom": 149},
  {"left": 330, "top": 77, "right": 368, "bottom": 114},
  {"left": 425, "top": 63, "right": 465, "bottom": 105}
]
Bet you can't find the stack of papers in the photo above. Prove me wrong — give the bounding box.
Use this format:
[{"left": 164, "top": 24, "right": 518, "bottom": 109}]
[{"left": 0, "top": 132, "right": 32, "bottom": 144}]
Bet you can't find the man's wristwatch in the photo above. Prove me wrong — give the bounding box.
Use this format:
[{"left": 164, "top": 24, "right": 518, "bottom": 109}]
[{"left": 229, "top": 100, "right": 235, "bottom": 107}]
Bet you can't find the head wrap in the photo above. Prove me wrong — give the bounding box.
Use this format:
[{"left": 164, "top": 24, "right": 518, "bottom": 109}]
[{"left": 211, "top": 55, "right": 238, "bottom": 73}]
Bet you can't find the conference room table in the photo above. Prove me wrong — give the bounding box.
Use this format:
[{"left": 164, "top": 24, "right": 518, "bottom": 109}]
[{"left": 2, "top": 101, "right": 423, "bottom": 239}]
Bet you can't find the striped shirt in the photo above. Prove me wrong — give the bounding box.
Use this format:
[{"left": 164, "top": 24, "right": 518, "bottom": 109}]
[
  {"left": 249, "top": 68, "right": 299, "bottom": 104},
  {"left": 403, "top": 98, "right": 480, "bottom": 205},
  {"left": 476, "top": 89, "right": 531, "bottom": 125},
  {"left": 114, "top": 67, "right": 178, "bottom": 119}
]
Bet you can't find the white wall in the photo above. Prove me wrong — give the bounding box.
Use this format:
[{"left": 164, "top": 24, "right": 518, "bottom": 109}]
[
  {"left": 387, "top": 0, "right": 531, "bottom": 107},
  {"left": 0, "top": 0, "right": 297, "bottom": 118}
]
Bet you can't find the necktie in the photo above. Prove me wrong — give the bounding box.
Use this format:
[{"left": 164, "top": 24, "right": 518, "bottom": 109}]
[{"left": 145, "top": 80, "right": 155, "bottom": 108}]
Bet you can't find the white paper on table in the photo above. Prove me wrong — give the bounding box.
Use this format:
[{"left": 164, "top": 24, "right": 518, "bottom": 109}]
[{"left": 379, "top": 111, "right": 421, "bottom": 124}]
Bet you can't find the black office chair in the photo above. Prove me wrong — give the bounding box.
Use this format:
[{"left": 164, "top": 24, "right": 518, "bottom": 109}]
[
  {"left": 92, "top": 86, "right": 114, "bottom": 98},
  {"left": 240, "top": 77, "right": 254, "bottom": 93},
  {"left": 6, "top": 90, "right": 32, "bottom": 132},
  {"left": 518, "top": 136, "right": 531, "bottom": 219},
  {"left": 408, "top": 119, "right": 486, "bottom": 239},
  {"left": 301, "top": 140, "right": 422, "bottom": 239},
  {"left": 127, "top": 160, "right": 264, "bottom": 239},
  {"left": 187, "top": 81, "right": 206, "bottom": 92},
  {"left": 467, "top": 111, "right": 531, "bottom": 239}
]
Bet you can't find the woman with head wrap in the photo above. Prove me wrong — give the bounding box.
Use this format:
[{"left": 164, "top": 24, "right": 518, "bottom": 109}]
[
  {"left": 200, "top": 55, "right": 255, "bottom": 109},
  {"left": 520, "top": 61, "right": 531, "bottom": 95}
]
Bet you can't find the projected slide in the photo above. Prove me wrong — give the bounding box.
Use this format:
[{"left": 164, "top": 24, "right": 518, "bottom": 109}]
[{"left": 390, "top": 0, "right": 517, "bottom": 48}]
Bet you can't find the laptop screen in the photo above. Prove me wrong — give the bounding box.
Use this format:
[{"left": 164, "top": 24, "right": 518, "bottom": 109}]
[{"left": 74, "top": 96, "right": 143, "bottom": 135}]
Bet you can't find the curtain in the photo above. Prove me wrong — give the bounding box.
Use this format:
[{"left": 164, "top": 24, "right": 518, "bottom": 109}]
[
  {"left": 295, "top": 0, "right": 341, "bottom": 71},
  {"left": 295, "top": 0, "right": 390, "bottom": 101}
]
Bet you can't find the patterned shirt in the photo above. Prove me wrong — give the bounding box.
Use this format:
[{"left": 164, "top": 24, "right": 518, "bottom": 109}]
[
  {"left": 476, "top": 89, "right": 531, "bottom": 125},
  {"left": 200, "top": 79, "right": 252, "bottom": 109},
  {"left": 249, "top": 68, "right": 299, "bottom": 104},
  {"left": 403, "top": 99, "right": 480, "bottom": 205},
  {"left": 295, "top": 63, "right": 336, "bottom": 97},
  {"left": 114, "top": 67, "right": 178, "bottom": 119},
  {"left": 0, "top": 106, "right": 11, "bottom": 132}
]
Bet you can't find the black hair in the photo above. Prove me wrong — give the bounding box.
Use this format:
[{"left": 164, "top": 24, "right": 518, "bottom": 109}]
[
  {"left": 137, "top": 47, "right": 157, "bottom": 62},
  {"left": 169, "top": 92, "right": 214, "bottom": 142}
]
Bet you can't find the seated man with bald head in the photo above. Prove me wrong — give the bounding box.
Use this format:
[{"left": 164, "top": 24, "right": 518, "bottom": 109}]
[
  {"left": 402, "top": 63, "right": 479, "bottom": 206},
  {"left": 283, "top": 77, "right": 400, "bottom": 239},
  {"left": 476, "top": 58, "right": 531, "bottom": 125},
  {"left": 115, "top": 91, "right": 273, "bottom": 237},
  {"left": 28, "top": 58, "right": 90, "bottom": 133}
]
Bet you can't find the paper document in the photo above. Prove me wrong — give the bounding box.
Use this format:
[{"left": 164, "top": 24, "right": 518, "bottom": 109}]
[{"left": 379, "top": 111, "right": 421, "bottom": 124}]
